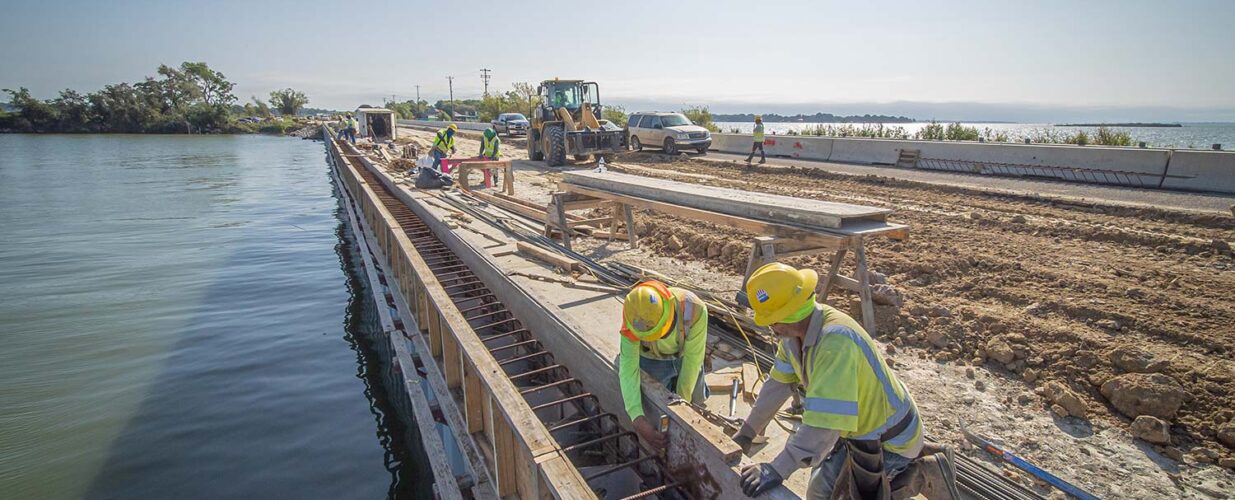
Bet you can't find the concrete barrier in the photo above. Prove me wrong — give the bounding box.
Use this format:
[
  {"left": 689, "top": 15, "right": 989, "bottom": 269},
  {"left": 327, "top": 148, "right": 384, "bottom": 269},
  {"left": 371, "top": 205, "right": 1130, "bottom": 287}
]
[
  {"left": 1160, "top": 150, "right": 1235, "bottom": 193},
  {"left": 399, "top": 119, "right": 491, "bottom": 132}
]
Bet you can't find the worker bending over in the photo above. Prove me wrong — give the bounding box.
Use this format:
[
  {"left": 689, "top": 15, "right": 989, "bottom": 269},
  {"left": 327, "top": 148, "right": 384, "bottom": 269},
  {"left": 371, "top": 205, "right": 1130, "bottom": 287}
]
[
  {"left": 478, "top": 127, "right": 500, "bottom": 160},
  {"left": 619, "top": 280, "right": 708, "bottom": 452},
  {"left": 432, "top": 124, "right": 458, "bottom": 170},
  {"left": 735, "top": 263, "right": 925, "bottom": 498}
]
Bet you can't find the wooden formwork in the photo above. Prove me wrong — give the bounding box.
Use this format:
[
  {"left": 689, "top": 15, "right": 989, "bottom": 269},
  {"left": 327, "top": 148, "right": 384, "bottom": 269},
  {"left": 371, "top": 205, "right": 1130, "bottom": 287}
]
[{"left": 325, "top": 128, "right": 593, "bottom": 499}]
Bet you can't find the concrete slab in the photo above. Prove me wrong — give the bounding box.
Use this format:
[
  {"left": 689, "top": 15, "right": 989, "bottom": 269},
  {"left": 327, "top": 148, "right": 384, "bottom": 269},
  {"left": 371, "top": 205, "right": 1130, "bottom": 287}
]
[{"left": 563, "top": 170, "right": 890, "bottom": 229}]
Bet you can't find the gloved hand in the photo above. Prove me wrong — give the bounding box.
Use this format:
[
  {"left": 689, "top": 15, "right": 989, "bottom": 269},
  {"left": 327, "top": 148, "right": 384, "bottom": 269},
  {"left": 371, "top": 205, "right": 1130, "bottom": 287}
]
[
  {"left": 740, "top": 463, "right": 783, "bottom": 497},
  {"left": 733, "top": 433, "right": 754, "bottom": 454},
  {"left": 632, "top": 415, "right": 667, "bottom": 452}
]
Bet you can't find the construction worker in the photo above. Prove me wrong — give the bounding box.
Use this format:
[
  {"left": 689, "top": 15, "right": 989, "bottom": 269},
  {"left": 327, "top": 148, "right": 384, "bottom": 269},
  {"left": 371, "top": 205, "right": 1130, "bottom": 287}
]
[
  {"left": 735, "top": 262, "right": 926, "bottom": 498},
  {"left": 478, "top": 127, "right": 500, "bottom": 160},
  {"left": 745, "top": 115, "right": 766, "bottom": 164},
  {"left": 432, "top": 124, "right": 458, "bottom": 171},
  {"left": 619, "top": 280, "right": 708, "bottom": 452},
  {"left": 346, "top": 114, "right": 359, "bottom": 144}
]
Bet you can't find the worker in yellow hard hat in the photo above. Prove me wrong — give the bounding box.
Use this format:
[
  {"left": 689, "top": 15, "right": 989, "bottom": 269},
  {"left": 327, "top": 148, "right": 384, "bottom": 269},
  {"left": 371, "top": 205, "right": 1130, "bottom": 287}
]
[
  {"left": 745, "top": 115, "right": 766, "bottom": 165},
  {"left": 619, "top": 280, "right": 709, "bottom": 452},
  {"left": 735, "top": 262, "right": 935, "bottom": 498},
  {"left": 431, "top": 123, "right": 458, "bottom": 171}
]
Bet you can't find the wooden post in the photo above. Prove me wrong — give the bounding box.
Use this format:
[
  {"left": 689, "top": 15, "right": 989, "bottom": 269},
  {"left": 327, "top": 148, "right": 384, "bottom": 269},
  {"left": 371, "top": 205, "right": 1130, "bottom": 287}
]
[
  {"left": 622, "top": 203, "right": 637, "bottom": 249},
  {"left": 608, "top": 202, "right": 620, "bottom": 242},
  {"left": 463, "top": 361, "right": 484, "bottom": 433},
  {"left": 818, "top": 246, "right": 848, "bottom": 301},
  {"left": 429, "top": 308, "right": 444, "bottom": 358},
  {"left": 494, "top": 413, "right": 518, "bottom": 497},
  {"left": 743, "top": 236, "right": 777, "bottom": 280},
  {"left": 554, "top": 194, "right": 572, "bottom": 251},
  {"left": 442, "top": 323, "right": 462, "bottom": 389},
  {"left": 852, "top": 238, "right": 878, "bottom": 336},
  {"left": 504, "top": 163, "right": 515, "bottom": 195}
]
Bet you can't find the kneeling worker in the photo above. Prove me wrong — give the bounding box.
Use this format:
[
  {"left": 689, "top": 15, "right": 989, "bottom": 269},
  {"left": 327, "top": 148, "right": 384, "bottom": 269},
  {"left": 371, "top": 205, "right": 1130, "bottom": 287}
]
[
  {"left": 735, "top": 263, "right": 927, "bottom": 498},
  {"left": 620, "top": 280, "right": 708, "bottom": 452}
]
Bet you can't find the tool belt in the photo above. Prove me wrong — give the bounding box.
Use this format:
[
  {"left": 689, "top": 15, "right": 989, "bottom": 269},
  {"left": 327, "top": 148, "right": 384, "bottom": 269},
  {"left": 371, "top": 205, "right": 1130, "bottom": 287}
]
[{"left": 827, "top": 407, "right": 917, "bottom": 500}]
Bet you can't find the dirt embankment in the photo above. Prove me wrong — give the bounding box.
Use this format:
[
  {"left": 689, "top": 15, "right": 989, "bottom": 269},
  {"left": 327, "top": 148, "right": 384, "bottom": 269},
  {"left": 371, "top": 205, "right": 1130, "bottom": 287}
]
[{"left": 603, "top": 152, "right": 1235, "bottom": 467}]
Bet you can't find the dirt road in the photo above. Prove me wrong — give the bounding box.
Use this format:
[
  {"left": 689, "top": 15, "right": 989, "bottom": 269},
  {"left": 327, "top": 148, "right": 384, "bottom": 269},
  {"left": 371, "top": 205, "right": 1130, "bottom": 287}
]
[{"left": 397, "top": 126, "right": 1235, "bottom": 497}]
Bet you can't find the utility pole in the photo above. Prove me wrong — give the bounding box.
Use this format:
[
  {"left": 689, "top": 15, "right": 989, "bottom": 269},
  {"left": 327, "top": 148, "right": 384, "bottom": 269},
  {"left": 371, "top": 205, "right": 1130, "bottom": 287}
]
[
  {"left": 480, "top": 68, "right": 492, "bottom": 96},
  {"left": 446, "top": 76, "right": 455, "bottom": 117},
  {"left": 415, "top": 85, "right": 420, "bottom": 103}
]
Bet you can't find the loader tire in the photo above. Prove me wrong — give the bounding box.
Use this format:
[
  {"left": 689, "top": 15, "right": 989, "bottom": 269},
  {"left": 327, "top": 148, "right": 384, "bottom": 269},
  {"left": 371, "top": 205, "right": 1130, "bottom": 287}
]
[
  {"left": 528, "top": 130, "right": 544, "bottom": 161},
  {"left": 545, "top": 125, "right": 566, "bottom": 167}
]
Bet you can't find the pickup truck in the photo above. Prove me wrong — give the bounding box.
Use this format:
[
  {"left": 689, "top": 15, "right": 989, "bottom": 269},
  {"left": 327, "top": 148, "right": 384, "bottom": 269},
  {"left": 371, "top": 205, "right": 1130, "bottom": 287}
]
[{"left": 491, "top": 113, "right": 530, "bottom": 136}]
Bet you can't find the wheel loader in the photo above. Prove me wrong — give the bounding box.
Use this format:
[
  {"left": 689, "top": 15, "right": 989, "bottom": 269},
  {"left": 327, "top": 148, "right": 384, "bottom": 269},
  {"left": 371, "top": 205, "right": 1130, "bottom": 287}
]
[{"left": 526, "top": 79, "right": 628, "bottom": 166}]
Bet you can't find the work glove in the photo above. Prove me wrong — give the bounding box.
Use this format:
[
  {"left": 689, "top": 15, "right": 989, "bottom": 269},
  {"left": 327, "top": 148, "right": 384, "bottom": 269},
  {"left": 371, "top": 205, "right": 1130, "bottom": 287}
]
[
  {"left": 740, "top": 463, "right": 783, "bottom": 497},
  {"left": 732, "top": 433, "right": 754, "bottom": 454}
]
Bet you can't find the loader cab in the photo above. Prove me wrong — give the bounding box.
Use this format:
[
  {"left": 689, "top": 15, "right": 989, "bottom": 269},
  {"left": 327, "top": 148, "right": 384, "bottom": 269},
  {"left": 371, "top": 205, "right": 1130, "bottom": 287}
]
[{"left": 537, "top": 80, "right": 601, "bottom": 121}]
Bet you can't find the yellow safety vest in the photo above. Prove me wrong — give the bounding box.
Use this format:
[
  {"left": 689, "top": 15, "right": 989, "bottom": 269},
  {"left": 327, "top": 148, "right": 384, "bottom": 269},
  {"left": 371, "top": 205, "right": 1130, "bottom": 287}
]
[
  {"left": 481, "top": 134, "right": 500, "bottom": 159},
  {"left": 434, "top": 130, "right": 455, "bottom": 154},
  {"left": 753, "top": 123, "right": 765, "bottom": 142}
]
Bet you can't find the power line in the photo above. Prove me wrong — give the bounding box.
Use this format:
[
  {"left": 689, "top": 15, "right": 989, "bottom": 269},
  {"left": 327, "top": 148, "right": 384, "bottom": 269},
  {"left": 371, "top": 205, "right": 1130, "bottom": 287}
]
[{"left": 480, "top": 68, "right": 492, "bottom": 96}]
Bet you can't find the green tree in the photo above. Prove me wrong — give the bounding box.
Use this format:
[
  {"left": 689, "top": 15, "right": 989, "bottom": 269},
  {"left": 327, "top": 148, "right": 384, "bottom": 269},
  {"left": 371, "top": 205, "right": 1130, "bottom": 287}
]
[
  {"left": 602, "top": 105, "right": 628, "bottom": 127},
  {"left": 3, "top": 87, "right": 59, "bottom": 132},
  {"left": 268, "top": 88, "right": 309, "bottom": 116},
  {"left": 250, "top": 96, "right": 273, "bottom": 117},
  {"left": 681, "top": 105, "right": 718, "bottom": 132},
  {"left": 510, "top": 82, "right": 541, "bottom": 117}
]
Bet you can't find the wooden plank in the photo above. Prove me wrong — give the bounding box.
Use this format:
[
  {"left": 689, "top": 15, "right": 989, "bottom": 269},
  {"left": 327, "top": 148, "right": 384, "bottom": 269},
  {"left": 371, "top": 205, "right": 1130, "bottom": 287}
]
[
  {"left": 564, "top": 170, "right": 890, "bottom": 229},
  {"left": 564, "top": 183, "right": 844, "bottom": 248},
  {"left": 516, "top": 241, "right": 578, "bottom": 273},
  {"left": 443, "top": 323, "right": 462, "bottom": 389},
  {"left": 494, "top": 408, "right": 518, "bottom": 497},
  {"left": 464, "top": 360, "right": 485, "bottom": 433}
]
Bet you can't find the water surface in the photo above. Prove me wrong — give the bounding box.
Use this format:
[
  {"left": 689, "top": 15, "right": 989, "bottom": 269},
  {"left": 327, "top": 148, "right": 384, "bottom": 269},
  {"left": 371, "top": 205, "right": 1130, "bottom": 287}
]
[{"left": 0, "top": 134, "right": 428, "bottom": 498}]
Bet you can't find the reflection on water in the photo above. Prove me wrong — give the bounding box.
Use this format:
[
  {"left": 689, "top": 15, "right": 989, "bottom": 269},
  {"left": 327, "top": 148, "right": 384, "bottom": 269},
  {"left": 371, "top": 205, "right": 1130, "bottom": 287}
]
[{"left": 0, "top": 134, "right": 428, "bottom": 499}]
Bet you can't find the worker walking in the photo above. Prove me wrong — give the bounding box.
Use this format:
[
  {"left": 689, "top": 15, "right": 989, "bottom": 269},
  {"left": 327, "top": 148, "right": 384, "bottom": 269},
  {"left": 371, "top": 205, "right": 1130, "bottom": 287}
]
[
  {"left": 745, "top": 115, "right": 766, "bottom": 165},
  {"left": 619, "top": 280, "right": 708, "bottom": 452},
  {"left": 735, "top": 263, "right": 939, "bottom": 498},
  {"left": 432, "top": 124, "right": 458, "bottom": 171}
]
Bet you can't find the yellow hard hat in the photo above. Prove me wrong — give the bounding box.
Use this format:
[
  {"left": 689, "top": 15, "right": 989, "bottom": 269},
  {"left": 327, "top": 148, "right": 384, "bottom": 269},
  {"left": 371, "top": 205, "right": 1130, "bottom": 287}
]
[
  {"left": 755, "top": 115, "right": 763, "bottom": 123},
  {"left": 621, "top": 281, "right": 676, "bottom": 342},
  {"left": 745, "top": 263, "right": 818, "bottom": 326},
  {"left": 448, "top": 123, "right": 458, "bottom": 131}
]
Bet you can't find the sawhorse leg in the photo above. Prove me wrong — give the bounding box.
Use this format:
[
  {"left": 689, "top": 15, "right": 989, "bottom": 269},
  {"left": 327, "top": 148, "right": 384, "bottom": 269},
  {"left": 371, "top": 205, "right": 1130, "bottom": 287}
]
[
  {"left": 852, "top": 238, "right": 877, "bottom": 336},
  {"left": 622, "top": 203, "right": 637, "bottom": 249}
]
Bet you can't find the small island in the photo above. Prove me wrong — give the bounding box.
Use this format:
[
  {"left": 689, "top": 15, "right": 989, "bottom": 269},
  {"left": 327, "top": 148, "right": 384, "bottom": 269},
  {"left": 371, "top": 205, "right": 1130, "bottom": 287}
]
[{"left": 1056, "top": 122, "right": 1182, "bottom": 127}]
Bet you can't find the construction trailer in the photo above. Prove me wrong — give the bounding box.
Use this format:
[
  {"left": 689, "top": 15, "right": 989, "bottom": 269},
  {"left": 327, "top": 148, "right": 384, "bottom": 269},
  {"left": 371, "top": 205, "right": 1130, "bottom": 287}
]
[{"left": 355, "top": 108, "right": 396, "bottom": 142}]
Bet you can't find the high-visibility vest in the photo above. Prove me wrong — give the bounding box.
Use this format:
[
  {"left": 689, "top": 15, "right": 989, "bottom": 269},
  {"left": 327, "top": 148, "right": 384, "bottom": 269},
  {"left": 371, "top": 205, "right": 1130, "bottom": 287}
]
[
  {"left": 481, "top": 134, "right": 500, "bottom": 159},
  {"left": 753, "top": 123, "right": 765, "bottom": 142},
  {"left": 348, "top": 118, "right": 358, "bottom": 130},
  {"left": 769, "top": 304, "right": 922, "bottom": 456},
  {"left": 434, "top": 129, "right": 454, "bottom": 154}
]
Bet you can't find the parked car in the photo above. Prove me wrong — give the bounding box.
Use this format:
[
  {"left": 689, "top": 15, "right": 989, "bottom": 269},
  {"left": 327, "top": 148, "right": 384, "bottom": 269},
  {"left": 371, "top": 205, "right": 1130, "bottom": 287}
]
[
  {"left": 492, "top": 113, "right": 530, "bottom": 136},
  {"left": 627, "top": 112, "right": 711, "bottom": 155}
]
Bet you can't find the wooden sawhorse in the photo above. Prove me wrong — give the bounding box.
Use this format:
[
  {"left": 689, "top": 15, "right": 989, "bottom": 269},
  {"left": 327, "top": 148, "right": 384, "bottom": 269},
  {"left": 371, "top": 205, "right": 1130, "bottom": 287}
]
[
  {"left": 544, "top": 191, "right": 637, "bottom": 251},
  {"left": 554, "top": 183, "right": 907, "bottom": 336},
  {"left": 454, "top": 159, "right": 514, "bottom": 195}
]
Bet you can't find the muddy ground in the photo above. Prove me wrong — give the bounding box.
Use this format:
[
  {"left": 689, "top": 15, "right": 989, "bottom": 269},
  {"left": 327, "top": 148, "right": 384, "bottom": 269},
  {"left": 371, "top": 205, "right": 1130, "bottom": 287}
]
[{"left": 395, "top": 126, "right": 1235, "bottom": 498}]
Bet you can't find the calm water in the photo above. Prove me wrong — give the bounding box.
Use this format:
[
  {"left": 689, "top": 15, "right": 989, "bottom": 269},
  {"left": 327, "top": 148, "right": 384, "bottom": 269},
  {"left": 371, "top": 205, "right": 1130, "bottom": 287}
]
[
  {"left": 0, "top": 134, "right": 429, "bottom": 498},
  {"left": 716, "top": 121, "right": 1235, "bottom": 149}
]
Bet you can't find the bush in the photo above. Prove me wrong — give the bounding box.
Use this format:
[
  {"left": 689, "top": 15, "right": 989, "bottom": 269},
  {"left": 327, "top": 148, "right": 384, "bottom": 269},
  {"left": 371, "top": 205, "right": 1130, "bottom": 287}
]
[
  {"left": 602, "top": 105, "right": 628, "bottom": 127},
  {"left": 681, "top": 105, "right": 718, "bottom": 132}
]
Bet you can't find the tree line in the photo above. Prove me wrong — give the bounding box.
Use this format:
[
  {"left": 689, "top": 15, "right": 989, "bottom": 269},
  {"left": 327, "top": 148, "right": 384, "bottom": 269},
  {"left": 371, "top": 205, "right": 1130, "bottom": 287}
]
[
  {"left": 1, "top": 62, "right": 311, "bottom": 134},
  {"left": 712, "top": 112, "right": 915, "bottom": 123}
]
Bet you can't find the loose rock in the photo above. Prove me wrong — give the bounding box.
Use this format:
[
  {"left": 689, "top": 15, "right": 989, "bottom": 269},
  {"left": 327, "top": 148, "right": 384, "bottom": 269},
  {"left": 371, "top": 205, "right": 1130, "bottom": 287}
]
[
  {"left": 965, "top": 367, "right": 976, "bottom": 379},
  {"left": 986, "top": 338, "right": 1016, "bottom": 365},
  {"left": 1217, "top": 423, "right": 1235, "bottom": 448},
  {"left": 1100, "top": 373, "right": 1189, "bottom": 420},
  {"left": 1043, "top": 381, "right": 1089, "bottom": 419},
  {"left": 975, "top": 380, "right": 986, "bottom": 391},
  {"left": 1130, "top": 415, "right": 1172, "bottom": 444},
  {"left": 1109, "top": 345, "right": 1168, "bottom": 373}
]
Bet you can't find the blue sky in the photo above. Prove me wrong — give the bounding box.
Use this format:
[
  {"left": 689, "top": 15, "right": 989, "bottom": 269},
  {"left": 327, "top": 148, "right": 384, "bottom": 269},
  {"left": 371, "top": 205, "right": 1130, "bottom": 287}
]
[{"left": 2, "top": 0, "right": 1233, "bottom": 121}]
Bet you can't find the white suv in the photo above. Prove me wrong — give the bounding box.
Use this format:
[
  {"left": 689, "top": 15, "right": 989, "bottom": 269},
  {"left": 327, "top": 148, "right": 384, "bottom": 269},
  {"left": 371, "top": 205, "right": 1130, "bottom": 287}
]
[{"left": 627, "top": 112, "right": 711, "bottom": 155}]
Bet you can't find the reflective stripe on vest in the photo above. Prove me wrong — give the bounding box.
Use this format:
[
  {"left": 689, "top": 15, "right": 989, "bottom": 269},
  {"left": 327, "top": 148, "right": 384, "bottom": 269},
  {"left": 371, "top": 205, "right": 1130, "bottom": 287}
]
[
  {"left": 753, "top": 124, "right": 765, "bottom": 142},
  {"left": 787, "top": 306, "right": 915, "bottom": 442},
  {"left": 434, "top": 130, "right": 453, "bottom": 153}
]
